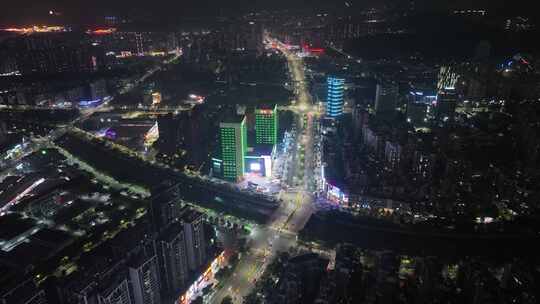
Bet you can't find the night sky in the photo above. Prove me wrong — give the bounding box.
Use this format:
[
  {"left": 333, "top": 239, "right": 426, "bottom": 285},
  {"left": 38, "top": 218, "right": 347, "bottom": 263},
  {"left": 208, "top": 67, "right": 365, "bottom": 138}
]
[{"left": 1, "top": 0, "right": 538, "bottom": 26}]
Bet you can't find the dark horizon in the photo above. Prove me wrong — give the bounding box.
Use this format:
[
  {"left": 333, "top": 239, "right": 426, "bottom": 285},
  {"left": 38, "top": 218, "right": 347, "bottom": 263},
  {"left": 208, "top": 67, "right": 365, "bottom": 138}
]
[{"left": 1, "top": 0, "right": 539, "bottom": 26}]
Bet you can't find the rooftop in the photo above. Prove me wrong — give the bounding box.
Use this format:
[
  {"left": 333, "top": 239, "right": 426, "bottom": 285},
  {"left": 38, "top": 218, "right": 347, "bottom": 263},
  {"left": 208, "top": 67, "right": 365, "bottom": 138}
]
[
  {"left": 256, "top": 104, "right": 277, "bottom": 111},
  {"left": 0, "top": 241, "right": 53, "bottom": 269},
  {"left": 29, "top": 228, "right": 73, "bottom": 249},
  {"left": 179, "top": 206, "right": 203, "bottom": 223},
  {"left": 220, "top": 115, "right": 245, "bottom": 125},
  {"left": 0, "top": 214, "right": 36, "bottom": 241},
  {"left": 128, "top": 248, "right": 156, "bottom": 270},
  {"left": 158, "top": 222, "right": 184, "bottom": 243}
]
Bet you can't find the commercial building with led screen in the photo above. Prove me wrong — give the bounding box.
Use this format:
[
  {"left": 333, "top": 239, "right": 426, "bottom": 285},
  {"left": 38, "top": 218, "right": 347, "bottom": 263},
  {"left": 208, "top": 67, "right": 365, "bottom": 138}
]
[{"left": 245, "top": 145, "right": 275, "bottom": 177}]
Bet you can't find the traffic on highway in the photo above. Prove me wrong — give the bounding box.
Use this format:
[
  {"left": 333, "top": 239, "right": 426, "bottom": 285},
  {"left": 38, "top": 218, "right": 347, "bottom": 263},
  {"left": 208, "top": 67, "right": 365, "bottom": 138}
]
[{"left": 208, "top": 35, "right": 319, "bottom": 304}]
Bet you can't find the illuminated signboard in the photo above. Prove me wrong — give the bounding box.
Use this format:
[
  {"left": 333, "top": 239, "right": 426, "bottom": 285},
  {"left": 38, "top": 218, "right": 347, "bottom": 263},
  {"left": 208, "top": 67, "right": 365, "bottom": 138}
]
[
  {"left": 152, "top": 92, "right": 162, "bottom": 105},
  {"left": 326, "top": 183, "right": 349, "bottom": 205},
  {"left": 258, "top": 109, "right": 273, "bottom": 115},
  {"left": 177, "top": 251, "right": 227, "bottom": 304}
]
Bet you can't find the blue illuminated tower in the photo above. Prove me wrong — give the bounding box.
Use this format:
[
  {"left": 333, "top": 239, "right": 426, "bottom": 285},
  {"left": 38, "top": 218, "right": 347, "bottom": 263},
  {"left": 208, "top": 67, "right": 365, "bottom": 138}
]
[{"left": 326, "top": 76, "right": 345, "bottom": 118}]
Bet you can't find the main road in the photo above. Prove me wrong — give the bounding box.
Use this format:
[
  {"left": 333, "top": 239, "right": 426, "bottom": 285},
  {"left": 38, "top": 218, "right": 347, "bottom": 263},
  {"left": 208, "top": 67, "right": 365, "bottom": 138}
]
[{"left": 209, "top": 37, "right": 317, "bottom": 304}]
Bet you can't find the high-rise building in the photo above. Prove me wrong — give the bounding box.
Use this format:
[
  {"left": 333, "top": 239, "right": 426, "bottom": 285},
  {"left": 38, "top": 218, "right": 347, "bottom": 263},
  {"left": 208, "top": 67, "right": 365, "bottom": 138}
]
[
  {"left": 180, "top": 207, "right": 206, "bottom": 271},
  {"left": 211, "top": 157, "right": 224, "bottom": 178},
  {"left": 135, "top": 33, "right": 145, "bottom": 56},
  {"left": 149, "top": 181, "right": 181, "bottom": 235},
  {"left": 375, "top": 82, "right": 398, "bottom": 115},
  {"left": 0, "top": 277, "right": 48, "bottom": 304},
  {"left": 128, "top": 252, "right": 161, "bottom": 304},
  {"left": 326, "top": 76, "right": 345, "bottom": 118},
  {"left": 89, "top": 79, "right": 108, "bottom": 101},
  {"left": 57, "top": 241, "right": 135, "bottom": 304},
  {"left": 219, "top": 116, "right": 247, "bottom": 181},
  {"left": 97, "top": 276, "right": 133, "bottom": 304},
  {"left": 384, "top": 141, "right": 402, "bottom": 171},
  {"left": 255, "top": 104, "right": 278, "bottom": 145},
  {"left": 437, "top": 66, "right": 459, "bottom": 91},
  {"left": 156, "top": 223, "right": 189, "bottom": 298},
  {"left": 406, "top": 89, "right": 436, "bottom": 125},
  {"left": 157, "top": 114, "right": 180, "bottom": 157},
  {"left": 180, "top": 106, "right": 210, "bottom": 168},
  {"left": 435, "top": 89, "right": 458, "bottom": 122}
]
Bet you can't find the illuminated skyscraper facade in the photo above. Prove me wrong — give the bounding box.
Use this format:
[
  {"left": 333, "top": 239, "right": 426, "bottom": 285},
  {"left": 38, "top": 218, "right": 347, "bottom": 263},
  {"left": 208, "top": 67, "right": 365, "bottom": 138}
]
[
  {"left": 326, "top": 76, "right": 345, "bottom": 118},
  {"left": 220, "top": 116, "right": 247, "bottom": 181},
  {"left": 255, "top": 104, "right": 278, "bottom": 145}
]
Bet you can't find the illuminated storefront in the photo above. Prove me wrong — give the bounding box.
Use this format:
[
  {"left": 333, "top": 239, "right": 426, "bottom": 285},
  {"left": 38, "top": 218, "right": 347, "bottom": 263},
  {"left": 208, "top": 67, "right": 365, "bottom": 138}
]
[
  {"left": 144, "top": 122, "right": 159, "bottom": 146},
  {"left": 177, "top": 251, "right": 228, "bottom": 304},
  {"left": 326, "top": 182, "right": 349, "bottom": 205},
  {"left": 244, "top": 145, "right": 276, "bottom": 178},
  {"left": 321, "top": 164, "right": 349, "bottom": 205}
]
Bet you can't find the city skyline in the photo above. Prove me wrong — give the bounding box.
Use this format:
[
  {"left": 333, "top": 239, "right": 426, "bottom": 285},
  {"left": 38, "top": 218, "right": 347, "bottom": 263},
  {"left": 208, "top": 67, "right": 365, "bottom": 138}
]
[
  {"left": 2, "top": 0, "right": 540, "bottom": 26},
  {"left": 2, "top": 2, "right": 540, "bottom": 304}
]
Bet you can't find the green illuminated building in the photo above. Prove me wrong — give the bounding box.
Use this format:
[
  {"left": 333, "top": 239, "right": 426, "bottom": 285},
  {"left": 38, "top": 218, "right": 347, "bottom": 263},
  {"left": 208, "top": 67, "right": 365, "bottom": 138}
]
[
  {"left": 255, "top": 104, "right": 278, "bottom": 145},
  {"left": 220, "top": 116, "right": 247, "bottom": 181}
]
